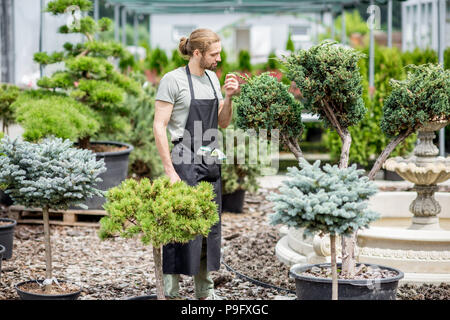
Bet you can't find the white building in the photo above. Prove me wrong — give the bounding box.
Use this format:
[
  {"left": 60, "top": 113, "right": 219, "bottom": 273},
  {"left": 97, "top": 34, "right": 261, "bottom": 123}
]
[
  {"left": 149, "top": 12, "right": 331, "bottom": 63},
  {"left": 401, "top": 0, "right": 449, "bottom": 52}
]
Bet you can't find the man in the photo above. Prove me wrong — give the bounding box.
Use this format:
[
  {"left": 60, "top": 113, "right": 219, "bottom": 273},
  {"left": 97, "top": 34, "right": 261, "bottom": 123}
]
[{"left": 153, "top": 28, "right": 240, "bottom": 300}]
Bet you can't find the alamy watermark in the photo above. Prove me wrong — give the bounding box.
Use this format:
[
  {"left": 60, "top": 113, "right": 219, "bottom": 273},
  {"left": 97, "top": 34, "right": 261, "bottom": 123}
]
[{"left": 65, "top": 5, "right": 81, "bottom": 31}]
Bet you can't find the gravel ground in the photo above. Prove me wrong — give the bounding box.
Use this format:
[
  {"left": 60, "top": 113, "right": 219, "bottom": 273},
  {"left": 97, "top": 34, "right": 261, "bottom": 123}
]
[{"left": 0, "top": 188, "right": 449, "bottom": 300}]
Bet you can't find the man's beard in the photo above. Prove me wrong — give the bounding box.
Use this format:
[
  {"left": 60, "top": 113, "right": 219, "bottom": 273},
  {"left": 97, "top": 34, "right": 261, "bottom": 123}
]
[{"left": 200, "top": 57, "right": 217, "bottom": 71}]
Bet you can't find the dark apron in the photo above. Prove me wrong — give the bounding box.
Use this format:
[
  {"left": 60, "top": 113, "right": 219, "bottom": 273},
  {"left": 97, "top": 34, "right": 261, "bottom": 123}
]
[{"left": 162, "top": 65, "right": 222, "bottom": 276}]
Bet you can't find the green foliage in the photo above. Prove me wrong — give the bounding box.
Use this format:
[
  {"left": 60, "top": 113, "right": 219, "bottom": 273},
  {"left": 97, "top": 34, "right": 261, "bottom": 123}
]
[
  {"left": 285, "top": 40, "right": 366, "bottom": 130},
  {"left": 445, "top": 48, "right": 450, "bottom": 70},
  {"left": 146, "top": 47, "right": 169, "bottom": 75},
  {"left": 265, "top": 51, "right": 281, "bottom": 70},
  {"left": 99, "top": 176, "right": 219, "bottom": 248},
  {"left": 324, "top": 46, "right": 416, "bottom": 166},
  {"left": 335, "top": 10, "right": 369, "bottom": 38},
  {"left": 171, "top": 49, "right": 187, "bottom": 68},
  {"left": 0, "top": 84, "right": 20, "bottom": 132},
  {"left": 286, "top": 33, "right": 295, "bottom": 52},
  {"left": 45, "top": 0, "right": 92, "bottom": 14},
  {"left": 99, "top": 73, "right": 164, "bottom": 178},
  {"left": 238, "top": 50, "right": 252, "bottom": 72},
  {"left": 0, "top": 136, "right": 106, "bottom": 209},
  {"left": 13, "top": 0, "right": 143, "bottom": 145},
  {"left": 269, "top": 159, "right": 379, "bottom": 237},
  {"left": 381, "top": 63, "right": 450, "bottom": 138},
  {"left": 234, "top": 72, "right": 303, "bottom": 140},
  {"left": 401, "top": 47, "right": 438, "bottom": 66},
  {"left": 220, "top": 125, "right": 261, "bottom": 195},
  {"left": 12, "top": 92, "right": 99, "bottom": 142}
]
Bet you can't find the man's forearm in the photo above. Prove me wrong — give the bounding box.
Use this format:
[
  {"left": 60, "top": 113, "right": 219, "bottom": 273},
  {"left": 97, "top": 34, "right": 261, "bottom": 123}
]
[
  {"left": 154, "top": 124, "right": 176, "bottom": 176},
  {"left": 218, "top": 95, "right": 233, "bottom": 128}
]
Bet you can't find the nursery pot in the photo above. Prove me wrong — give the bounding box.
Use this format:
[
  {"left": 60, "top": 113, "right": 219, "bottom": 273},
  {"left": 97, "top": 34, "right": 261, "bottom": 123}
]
[
  {"left": 0, "top": 218, "right": 16, "bottom": 260},
  {"left": 73, "top": 141, "right": 133, "bottom": 210},
  {"left": 15, "top": 280, "right": 81, "bottom": 300},
  {"left": 222, "top": 189, "right": 246, "bottom": 213},
  {"left": 0, "top": 245, "right": 4, "bottom": 279},
  {"left": 0, "top": 190, "right": 13, "bottom": 207},
  {"left": 290, "top": 263, "right": 404, "bottom": 300}
]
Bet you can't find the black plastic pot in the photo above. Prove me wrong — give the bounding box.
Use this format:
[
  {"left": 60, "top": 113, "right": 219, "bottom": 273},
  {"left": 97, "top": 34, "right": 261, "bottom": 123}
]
[
  {"left": 15, "top": 280, "right": 81, "bottom": 300},
  {"left": 0, "top": 245, "right": 4, "bottom": 280},
  {"left": 72, "top": 141, "right": 133, "bottom": 210},
  {"left": 222, "top": 189, "right": 246, "bottom": 213},
  {"left": 0, "top": 190, "right": 13, "bottom": 207},
  {"left": 0, "top": 218, "right": 16, "bottom": 260},
  {"left": 290, "top": 263, "right": 404, "bottom": 300}
]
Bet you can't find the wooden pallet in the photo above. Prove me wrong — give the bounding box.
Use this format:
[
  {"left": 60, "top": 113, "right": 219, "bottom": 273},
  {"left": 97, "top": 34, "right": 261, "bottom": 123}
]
[{"left": 7, "top": 205, "right": 107, "bottom": 227}]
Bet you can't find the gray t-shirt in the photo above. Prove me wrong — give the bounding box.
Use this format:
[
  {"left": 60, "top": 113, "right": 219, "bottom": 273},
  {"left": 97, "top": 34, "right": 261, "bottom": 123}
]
[{"left": 155, "top": 66, "right": 224, "bottom": 142}]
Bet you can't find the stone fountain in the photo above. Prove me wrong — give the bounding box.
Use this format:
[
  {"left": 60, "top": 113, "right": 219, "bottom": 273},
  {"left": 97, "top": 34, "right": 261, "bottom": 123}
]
[
  {"left": 384, "top": 120, "right": 450, "bottom": 230},
  {"left": 274, "top": 120, "right": 450, "bottom": 283}
]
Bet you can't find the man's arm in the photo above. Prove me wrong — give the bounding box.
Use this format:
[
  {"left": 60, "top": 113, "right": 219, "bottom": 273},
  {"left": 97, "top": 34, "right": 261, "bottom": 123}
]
[
  {"left": 218, "top": 96, "right": 232, "bottom": 128},
  {"left": 153, "top": 100, "right": 181, "bottom": 183},
  {"left": 218, "top": 73, "right": 240, "bottom": 128}
]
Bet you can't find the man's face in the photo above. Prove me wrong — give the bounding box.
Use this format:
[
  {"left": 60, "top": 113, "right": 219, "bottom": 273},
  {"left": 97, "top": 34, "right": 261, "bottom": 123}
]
[{"left": 199, "top": 42, "right": 222, "bottom": 71}]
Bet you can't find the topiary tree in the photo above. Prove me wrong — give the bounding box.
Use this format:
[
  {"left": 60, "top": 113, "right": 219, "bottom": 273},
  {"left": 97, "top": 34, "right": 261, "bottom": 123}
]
[
  {"left": 146, "top": 47, "right": 169, "bottom": 76},
  {"left": 0, "top": 136, "right": 106, "bottom": 293},
  {"left": 98, "top": 176, "right": 219, "bottom": 300},
  {"left": 269, "top": 159, "right": 379, "bottom": 300},
  {"left": 234, "top": 72, "right": 304, "bottom": 159},
  {"left": 285, "top": 32, "right": 295, "bottom": 52},
  {"left": 0, "top": 83, "right": 20, "bottom": 134},
  {"left": 12, "top": 0, "right": 142, "bottom": 149},
  {"left": 285, "top": 40, "right": 366, "bottom": 169},
  {"left": 369, "top": 63, "right": 450, "bottom": 179}
]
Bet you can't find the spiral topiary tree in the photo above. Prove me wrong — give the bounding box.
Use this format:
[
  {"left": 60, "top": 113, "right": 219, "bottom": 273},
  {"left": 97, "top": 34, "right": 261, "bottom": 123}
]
[
  {"left": 269, "top": 159, "right": 379, "bottom": 300},
  {"left": 98, "top": 176, "right": 219, "bottom": 300},
  {"left": 12, "top": 0, "right": 141, "bottom": 149},
  {"left": 0, "top": 136, "right": 106, "bottom": 293}
]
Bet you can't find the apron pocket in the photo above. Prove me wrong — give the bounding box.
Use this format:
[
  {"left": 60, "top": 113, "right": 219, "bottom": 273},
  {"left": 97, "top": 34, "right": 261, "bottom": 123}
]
[{"left": 195, "top": 156, "right": 221, "bottom": 182}]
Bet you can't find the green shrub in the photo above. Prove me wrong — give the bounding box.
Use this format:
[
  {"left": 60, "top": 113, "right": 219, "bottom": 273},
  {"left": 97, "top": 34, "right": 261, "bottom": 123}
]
[
  {"left": 0, "top": 84, "right": 20, "bottom": 133},
  {"left": 99, "top": 176, "right": 219, "bottom": 299},
  {"left": 238, "top": 50, "right": 252, "bottom": 72},
  {"left": 286, "top": 32, "right": 295, "bottom": 52},
  {"left": 13, "top": 0, "right": 142, "bottom": 149},
  {"left": 146, "top": 47, "right": 169, "bottom": 75}
]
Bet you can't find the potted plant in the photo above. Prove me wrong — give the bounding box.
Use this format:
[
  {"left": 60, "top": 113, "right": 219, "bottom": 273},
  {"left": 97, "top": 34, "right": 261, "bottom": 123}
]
[
  {"left": 235, "top": 41, "right": 449, "bottom": 299},
  {"left": 269, "top": 159, "right": 404, "bottom": 300},
  {"left": 98, "top": 176, "right": 219, "bottom": 300},
  {"left": 220, "top": 124, "right": 261, "bottom": 213},
  {"left": 0, "top": 136, "right": 106, "bottom": 299},
  {"left": 11, "top": 0, "right": 142, "bottom": 209}
]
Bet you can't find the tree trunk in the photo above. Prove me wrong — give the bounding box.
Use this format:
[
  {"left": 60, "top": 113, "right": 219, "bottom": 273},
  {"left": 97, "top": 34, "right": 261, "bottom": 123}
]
[
  {"left": 153, "top": 245, "right": 166, "bottom": 300},
  {"left": 281, "top": 134, "right": 304, "bottom": 162},
  {"left": 78, "top": 136, "right": 91, "bottom": 150},
  {"left": 368, "top": 129, "right": 413, "bottom": 180},
  {"left": 330, "top": 235, "right": 338, "bottom": 300},
  {"left": 339, "top": 129, "right": 352, "bottom": 169},
  {"left": 42, "top": 206, "right": 53, "bottom": 293},
  {"left": 341, "top": 233, "right": 357, "bottom": 278}
]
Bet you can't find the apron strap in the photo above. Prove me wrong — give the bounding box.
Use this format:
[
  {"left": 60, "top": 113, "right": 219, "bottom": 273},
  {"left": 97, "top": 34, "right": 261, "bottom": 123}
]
[{"left": 185, "top": 65, "right": 218, "bottom": 101}]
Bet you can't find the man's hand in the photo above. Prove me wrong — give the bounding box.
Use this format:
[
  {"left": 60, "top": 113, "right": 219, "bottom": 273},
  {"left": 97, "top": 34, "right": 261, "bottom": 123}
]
[
  {"left": 167, "top": 171, "right": 181, "bottom": 184},
  {"left": 223, "top": 73, "right": 240, "bottom": 97}
]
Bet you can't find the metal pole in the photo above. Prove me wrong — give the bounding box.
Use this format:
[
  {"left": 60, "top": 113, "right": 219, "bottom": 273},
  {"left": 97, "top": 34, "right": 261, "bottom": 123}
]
[
  {"left": 133, "top": 13, "right": 138, "bottom": 60},
  {"left": 369, "top": 0, "right": 375, "bottom": 98},
  {"left": 330, "top": 11, "right": 335, "bottom": 40},
  {"left": 121, "top": 6, "right": 127, "bottom": 46},
  {"left": 94, "top": 0, "right": 99, "bottom": 39},
  {"left": 148, "top": 14, "right": 151, "bottom": 48},
  {"left": 40, "top": 0, "right": 45, "bottom": 79},
  {"left": 387, "top": 0, "right": 392, "bottom": 48},
  {"left": 438, "top": 0, "right": 446, "bottom": 156},
  {"left": 341, "top": 5, "right": 346, "bottom": 45},
  {"left": 114, "top": 4, "right": 120, "bottom": 42}
]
